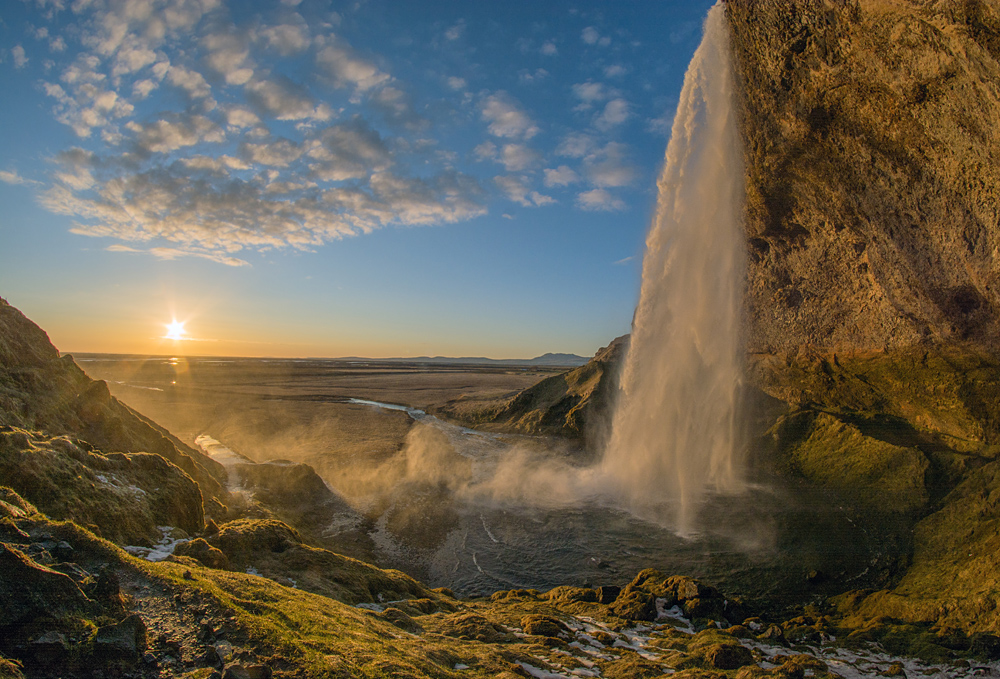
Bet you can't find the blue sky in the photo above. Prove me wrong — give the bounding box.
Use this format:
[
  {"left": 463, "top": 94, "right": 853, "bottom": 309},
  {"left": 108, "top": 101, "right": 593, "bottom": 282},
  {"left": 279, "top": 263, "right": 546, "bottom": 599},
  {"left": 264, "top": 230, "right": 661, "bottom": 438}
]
[{"left": 0, "top": 0, "right": 713, "bottom": 358}]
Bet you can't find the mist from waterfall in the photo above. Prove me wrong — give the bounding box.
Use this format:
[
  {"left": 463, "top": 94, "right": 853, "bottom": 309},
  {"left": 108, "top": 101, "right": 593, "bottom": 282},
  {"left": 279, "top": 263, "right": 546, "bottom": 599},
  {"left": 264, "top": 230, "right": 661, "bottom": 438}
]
[{"left": 600, "top": 1, "right": 746, "bottom": 535}]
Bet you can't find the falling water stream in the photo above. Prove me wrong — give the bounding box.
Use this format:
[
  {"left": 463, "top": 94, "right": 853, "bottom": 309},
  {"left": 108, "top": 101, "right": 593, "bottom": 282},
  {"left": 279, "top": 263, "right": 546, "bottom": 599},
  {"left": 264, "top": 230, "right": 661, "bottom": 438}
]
[{"left": 602, "top": 1, "right": 746, "bottom": 535}]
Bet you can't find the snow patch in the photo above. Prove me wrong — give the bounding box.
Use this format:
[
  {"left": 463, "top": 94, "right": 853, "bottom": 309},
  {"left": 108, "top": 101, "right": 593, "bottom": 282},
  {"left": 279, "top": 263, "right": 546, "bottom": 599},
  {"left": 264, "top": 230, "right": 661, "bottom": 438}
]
[{"left": 124, "top": 526, "right": 186, "bottom": 561}]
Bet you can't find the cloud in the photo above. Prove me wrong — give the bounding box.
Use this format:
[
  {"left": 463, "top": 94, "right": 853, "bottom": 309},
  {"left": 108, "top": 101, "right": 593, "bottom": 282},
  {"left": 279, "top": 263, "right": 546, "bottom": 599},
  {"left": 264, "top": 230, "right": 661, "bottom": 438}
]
[
  {"left": 447, "top": 76, "right": 466, "bottom": 91},
  {"left": 42, "top": 153, "right": 485, "bottom": 262},
  {"left": 595, "top": 98, "right": 629, "bottom": 130},
  {"left": 481, "top": 92, "right": 538, "bottom": 139},
  {"left": 316, "top": 42, "right": 389, "bottom": 93},
  {"left": 167, "top": 65, "right": 212, "bottom": 99},
  {"left": 495, "top": 175, "right": 553, "bottom": 207},
  {"left": 543, "top": 165, "right": 578, "bottom": 187},
  {"left": 245, "top": 76, "right": 332, "bottom": 121},
  {"left": 583, "top": 142, "right": 636, "bottom": 187},
  {"left": 258, "top": 20, "right": 311, "bottom": 55},
  {"left": 12, "top": 45, "right": 29, "bottom": 69},
  {"left": 604, "top": 64, "right": 626, "bottom": 77},
  {"left": 148, "top": 247, "right": 250, "bottom": 267},
  {"left": 202, "top": 31, "right": 254, "bottom": 85},
  {"left": 556, "top": 132, "right": 596, "bottom": 158},
  {"left": 180, "top": 154, "right": 250, "bottom": 172},
  {"left": 473, "top": 141, "right": 496, "bottom": 161},
  {"left": 306, "top": 118, "right": 392, "bottom": 181},
  {"left": 132, "top": 78, "right": 159, "bottom": 99},
  {"left": 445, "top": 20, "right": 465, "bottom": 41},
  {"left": 110, "top": 38, "right": 157, "bottom": 78},
  {"left": 45, "top": 60, "right": 135, "bottom": 137},
  {"left": 613, "top": 255, "right": 635, "bottom": 265},
  {"left": 541, "top": 41, "right": 557, "bottom": 56},
  {"left": 0, "top": 169, "right": 40, "bottom": 186},
  {"left": 242, "top": 138, "right": 303, "bottom": 167},
  {"left": 571, "top": 81, "right": 607, "bottom": 109},
  {"left": 648, "top": 106, "right": 677, "bottom": 136},
  {"left": 224, "top": 106, "right": 260, "bottom": 128},
  {"left": 499, "top": 144, "right": 540, "bottom": 172},
  {"left": 581, "top": 27, "right": 610, "bottom": 47},
  {"left": 518, "top": 68, "right": 548, "bottom": 84},
  {"left": 370, "top": 86, "right": 422, "bottom": 128},
  {"left": 576, "top": 188, "right": 624, "bottom": 211},
  {"left": 127, "top": 114, "right": 224, "bottom": 153}
]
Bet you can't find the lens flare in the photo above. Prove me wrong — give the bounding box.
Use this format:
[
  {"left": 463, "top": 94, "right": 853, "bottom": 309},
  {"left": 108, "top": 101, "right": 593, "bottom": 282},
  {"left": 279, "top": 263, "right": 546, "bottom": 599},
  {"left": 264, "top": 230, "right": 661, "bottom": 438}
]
[{"left": 164, "top": 320, "right": 187, "bottom": 341}]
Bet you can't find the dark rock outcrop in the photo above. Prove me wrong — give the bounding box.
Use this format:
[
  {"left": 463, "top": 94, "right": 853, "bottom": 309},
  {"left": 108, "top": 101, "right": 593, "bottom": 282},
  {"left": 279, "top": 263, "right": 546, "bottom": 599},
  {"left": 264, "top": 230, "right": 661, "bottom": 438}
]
[{"left": 442, "top": 335, "right": 628, "bottom": 445}]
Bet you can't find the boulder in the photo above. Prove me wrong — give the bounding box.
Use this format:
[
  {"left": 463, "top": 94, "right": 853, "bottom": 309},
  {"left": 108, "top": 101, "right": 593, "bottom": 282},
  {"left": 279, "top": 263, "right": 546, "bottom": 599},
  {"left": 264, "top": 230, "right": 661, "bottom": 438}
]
[
  {"left": 609, "top": 590, "right": 657, "bottom": 622},
  {"left": 436, "top": 612, "right": 512, "bottom": 643},
  {"left": 520, "top": 615, "right": 569, "bottom": 638},
  {"left": 544, "top": 586, "right": 598, "bottom": 604},
  {"left": 210, "top": 519, "right": 301, "bottom": 560},
  {"left": 703, "top": 643, "right": 755, "bottom": 670},
  {"left": 0, "top": 543, "right": 91, "bottom": 624},
  {"left": 94, "top": 614, "right": 147, "bottom": 660},
  {"left": 174, "top": 538, "right": 229, "bottom": 570}
]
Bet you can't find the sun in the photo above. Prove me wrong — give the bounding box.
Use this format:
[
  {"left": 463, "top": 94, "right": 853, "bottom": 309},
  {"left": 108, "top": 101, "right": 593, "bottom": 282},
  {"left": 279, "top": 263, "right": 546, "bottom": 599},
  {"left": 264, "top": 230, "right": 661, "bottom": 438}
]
[{"left": 164, "top": 319, "right": 187, "bottom": 341}]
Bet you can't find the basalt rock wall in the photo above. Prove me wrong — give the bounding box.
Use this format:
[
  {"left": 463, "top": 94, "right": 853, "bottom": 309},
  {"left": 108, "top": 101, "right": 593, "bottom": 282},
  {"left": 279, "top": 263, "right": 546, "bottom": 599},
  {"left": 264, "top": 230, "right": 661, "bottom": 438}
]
[{"left": 727, "top": 0, "right": 1000, "bottom": 354}]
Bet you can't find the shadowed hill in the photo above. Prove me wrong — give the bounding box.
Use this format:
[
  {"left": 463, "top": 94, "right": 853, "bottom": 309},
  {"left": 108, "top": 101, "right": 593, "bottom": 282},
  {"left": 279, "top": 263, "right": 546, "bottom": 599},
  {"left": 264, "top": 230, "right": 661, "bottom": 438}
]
[{"left": 435, "top": 335, "right": 628, "bottom": 446}]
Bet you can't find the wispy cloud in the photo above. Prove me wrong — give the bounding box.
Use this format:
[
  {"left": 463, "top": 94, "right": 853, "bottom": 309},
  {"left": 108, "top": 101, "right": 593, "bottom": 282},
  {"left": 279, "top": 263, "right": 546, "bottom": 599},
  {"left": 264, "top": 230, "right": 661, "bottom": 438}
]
[
  {"left": 0, "top": 170, "right": 37, "bottom": 186},
  {"left": 495, "top": 175, "right": 554, "bottom": 207},
  {"left": 577, "top": 188, "right": 624, "bottom": 211}
]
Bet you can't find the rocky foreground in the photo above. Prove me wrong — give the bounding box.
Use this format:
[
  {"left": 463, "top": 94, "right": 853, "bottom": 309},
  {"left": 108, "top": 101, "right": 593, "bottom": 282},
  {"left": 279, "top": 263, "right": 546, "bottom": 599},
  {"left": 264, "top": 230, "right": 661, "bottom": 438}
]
[{"left": 3, "top": 291, "right": 1000, "bottom": 679}]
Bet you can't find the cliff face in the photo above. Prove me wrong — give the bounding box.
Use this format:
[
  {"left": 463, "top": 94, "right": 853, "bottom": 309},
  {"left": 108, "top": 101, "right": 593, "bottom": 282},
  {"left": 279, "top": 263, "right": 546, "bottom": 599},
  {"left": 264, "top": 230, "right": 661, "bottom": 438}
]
[{"left": 728, "top": 0, "right": 1000, "bottom": 353}]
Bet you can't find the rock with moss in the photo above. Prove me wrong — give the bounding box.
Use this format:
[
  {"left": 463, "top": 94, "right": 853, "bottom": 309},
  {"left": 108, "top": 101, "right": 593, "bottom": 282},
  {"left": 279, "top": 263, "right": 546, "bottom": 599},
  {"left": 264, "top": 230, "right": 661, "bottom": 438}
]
[
  {"left": 173, "top": 537, "right": 229, "bottom": 570},
  {"left": 0, "top": 428, "right": 205, "bottom": 544}
]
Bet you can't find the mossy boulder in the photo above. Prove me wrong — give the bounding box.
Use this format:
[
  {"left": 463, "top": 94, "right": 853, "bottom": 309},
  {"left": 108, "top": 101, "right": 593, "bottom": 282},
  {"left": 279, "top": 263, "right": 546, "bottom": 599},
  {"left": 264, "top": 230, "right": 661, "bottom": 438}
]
[
  {"left": 702, "top": 642, "right": 755, "bottom": 670},
  {"left": 173, "top": 538, "right": 229, "bottom": 570},
  {"left": 543, "top": 586, "right": 599, "bottom": 604},
  {"left": 520, "top": 614, "right": 569, "bottom": 638},
  {"left": 436, "top": 612, "right": 513, "bottom": 643},
  {"left": 0, "top": 429, "right": 204, "bottom": 543},
  {"left": 609, "top": 590, "right": 657, "bottom": 621},
  {"left": 210, "top": 519, "right": 301, "bottom": 560}
]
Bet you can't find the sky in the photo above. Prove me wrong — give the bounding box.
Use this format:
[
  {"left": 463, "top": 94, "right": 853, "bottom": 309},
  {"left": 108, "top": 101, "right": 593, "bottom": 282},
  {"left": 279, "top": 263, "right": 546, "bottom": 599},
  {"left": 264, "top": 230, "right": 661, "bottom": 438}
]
[{"left": 0, "top": 0, "right": 714, "bottom": 359}]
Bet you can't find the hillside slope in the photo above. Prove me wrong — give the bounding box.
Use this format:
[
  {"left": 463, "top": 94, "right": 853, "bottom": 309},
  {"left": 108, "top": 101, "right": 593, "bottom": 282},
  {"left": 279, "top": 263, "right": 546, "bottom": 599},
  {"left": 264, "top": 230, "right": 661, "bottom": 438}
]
[
  {"left": 0, "top": 298, "right": 230, "bottom": 523},
  {"left": 436, "top": 335, "right": 627, "bottom": 445}
]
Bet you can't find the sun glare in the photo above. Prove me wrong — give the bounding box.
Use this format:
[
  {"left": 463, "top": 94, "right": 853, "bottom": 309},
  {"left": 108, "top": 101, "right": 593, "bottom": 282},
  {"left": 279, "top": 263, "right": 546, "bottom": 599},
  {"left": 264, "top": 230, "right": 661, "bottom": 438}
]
[{"left": 165, "top": 320, "right": 187, "bottom": 341}]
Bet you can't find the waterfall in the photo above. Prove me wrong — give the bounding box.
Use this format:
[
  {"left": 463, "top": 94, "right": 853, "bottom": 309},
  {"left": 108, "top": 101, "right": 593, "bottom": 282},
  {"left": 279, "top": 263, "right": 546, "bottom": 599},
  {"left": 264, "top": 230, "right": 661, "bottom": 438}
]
[{"left": 601, "top": 1, "right": 745, "bottom": 535}]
